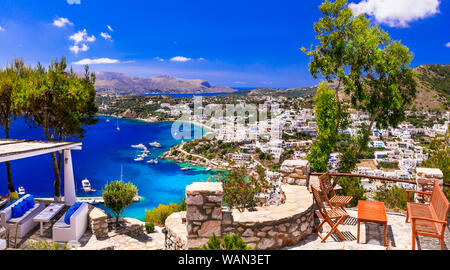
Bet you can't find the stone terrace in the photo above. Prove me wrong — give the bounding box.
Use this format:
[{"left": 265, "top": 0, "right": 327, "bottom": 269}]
[{"left": 285, "top": 209, "right": 450, "bottom": 250}]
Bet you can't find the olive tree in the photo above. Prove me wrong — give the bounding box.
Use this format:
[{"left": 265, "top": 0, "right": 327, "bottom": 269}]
[{"left": 102, "top": 181, "right": 138, "bottom": 227}]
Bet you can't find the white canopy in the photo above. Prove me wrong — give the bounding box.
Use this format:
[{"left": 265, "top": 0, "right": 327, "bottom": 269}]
[{"left": 0, "top": 139, "right": 82, "bottom": 205}]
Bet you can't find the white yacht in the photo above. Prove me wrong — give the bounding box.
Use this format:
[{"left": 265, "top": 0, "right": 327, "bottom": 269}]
[
  {"left": 18, "top": 186, "right": 25, "bottom": 195},
  {"left": 149, "top": 141, "right": 161, "bottom": 148},
  {"left": 131, "top": 144, "right": 147, "bottom": 149},
  {"left": 134, "top": 157, "right": 144, "bottom": 161},
  {"left": 81, "top": 179, "right": 92, "bottom": 192},
  {"left": 116, "top": 119, "right": 120, "bottom": 131},
  {"left": 147, "top": 158, "right": 158, "bottom": 164}
]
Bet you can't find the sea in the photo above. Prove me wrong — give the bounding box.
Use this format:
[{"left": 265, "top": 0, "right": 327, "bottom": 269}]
[{"left": 0, "top": 116, "right": 221, "bottom": 220}]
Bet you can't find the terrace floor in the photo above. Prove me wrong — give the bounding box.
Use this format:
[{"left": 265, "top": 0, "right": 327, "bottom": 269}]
[{"left": 285, "top": 208, "right": 450, "bottom": 250}]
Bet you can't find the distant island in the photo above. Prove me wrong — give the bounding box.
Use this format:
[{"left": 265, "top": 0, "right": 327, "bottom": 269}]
[{"left": 94, "top": 72, "right": 237, "bottom": 96}]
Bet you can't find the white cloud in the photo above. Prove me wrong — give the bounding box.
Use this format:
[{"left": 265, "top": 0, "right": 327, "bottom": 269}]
[
  {"left": 0, "top": 26, "right": 5, "bottom": 31},
  {"left": 100, "top": 32, "right": 112, "bottom": 40},
  {"left": 169, "top": 56, "right": 192, "bottom": 62},
  {"left": 70, "top": 29, "right": 96, "bottom": 44},
  {"left": 154, "top": 57, "right": 165, "bottom": 62},
  {"left": 67, "top": 0, "right": 81, "bottom": 4},
  {"left": 53, "top": 17, "right": 73, "bottom": 28},
  {"left": 69, "top": 44, "right": 89, "bottom": 54},
  {"left": 197, "top": 57, "right": 206, "bottom": 61},
  {"left": 446, "top": 42, "right": 450, "bottom": 48},
  {"left": 72, "top": 58, "right": 120, "bottom": 65},
  {"left": 107, "top": 25, "right": 114, "bottom": 32},
  {"left": 349, "top": 0, "right": 441, "bottom": 27}
]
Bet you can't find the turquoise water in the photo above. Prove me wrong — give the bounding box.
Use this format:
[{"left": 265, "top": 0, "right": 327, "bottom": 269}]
[{"left": 1, "top": 116, "right": 220, "bottom": 220}]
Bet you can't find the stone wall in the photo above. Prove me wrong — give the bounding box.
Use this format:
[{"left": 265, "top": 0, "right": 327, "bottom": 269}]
[
  {"left": 185, "top": 182, "right": 223, "bottom": 249},
  {"left": 165, "top": 182, "right": 314, "bottom": 250},
  {"left": 221, "top": 185, "right": 314, "bottom": 250},
  {"left": 280, "top": 159, "right": 310, "bottom": 186},
  {"left": 88, "top": 206, "right": 109, "bottom": 239}
]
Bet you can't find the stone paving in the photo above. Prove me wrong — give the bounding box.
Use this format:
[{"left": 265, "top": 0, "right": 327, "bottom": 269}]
[
  {"left": 285, "top": 209, "right": 449, "bottom": 250},
  {"left": 78, "top": 225, "right": 165, "bottom": 250}
]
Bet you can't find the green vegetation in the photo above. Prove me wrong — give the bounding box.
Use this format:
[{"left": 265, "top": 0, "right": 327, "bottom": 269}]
[
  {"left": 199, "top": 233, "right": 253, "bottom": 250},
  {"left": 213, "top": 166, "right": 270, "bottom": 212},
  {"left": 416, "top": 64, "right": 450, "bottom": 107},
  {"left": 302, "top": 0, "right": 416, "bottom": 174},
  {"left": 422, "top": 130, "right": 449, "bottom": 200},
  {"left": 374, "top": 183, "right": 409, "bottom": 211},
  {"left": 144, "top": 199, "right": 186, "bottom": 226},
  {"left": 145, "top": 222, "right": 155, "bottom": 233},
  {"left": 102, "top": 181, "right": 138, "bottom": 227},
  {"left": 336, "top": 177, "right": 366, "bottom": 207},
  {"left": 0, "top": 57, "right": 98, "bottom": 198},
  {"left": 307, "top": 83, "right": 340, "bottom": 172},
  {"left": 22, "top": 238, "right": 69, "bottom": 250}
]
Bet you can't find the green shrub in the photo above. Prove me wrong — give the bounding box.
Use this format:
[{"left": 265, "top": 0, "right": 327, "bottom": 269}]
[
  {"left": 374, "top": 183, "right": 409, "bottom": 211},
  {"left": 217, "top": 166, "right": 271, "bottom": 212},
  {"left": 144, "top": 199, "right": 186, "bottom": 226},
  {"left": 199, "top": 233, "right": 252, "bottom": 250},
  {"left": 102, "top": 181, "right": 138, "bottom": 227},
  {"left": 336, "top": 177, "right": 367, "bottom": 207},
  {"left": 22, "top": 239, "right": 69, "bottom": 250},
  {"left": 145, "top": 222, "right": 155, "bottom": 233}
]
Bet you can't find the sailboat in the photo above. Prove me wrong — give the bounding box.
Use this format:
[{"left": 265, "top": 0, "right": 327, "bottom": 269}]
[{"left": 116, "top": 118, "right": 120, "bottom": 131}]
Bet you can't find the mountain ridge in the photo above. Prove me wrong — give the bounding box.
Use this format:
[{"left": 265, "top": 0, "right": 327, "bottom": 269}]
[{"left": 94, "top": 72, "right": 236, "bottom": 95}]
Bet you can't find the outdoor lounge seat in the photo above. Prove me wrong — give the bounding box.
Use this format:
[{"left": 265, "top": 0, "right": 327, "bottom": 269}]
[
  {"left": 319, "top": 172, "right": 352, "bottom": 210},
  {"left": 405, "top": 181, "right": 449, "bottom": 250},
  {"left": 311, "top": 185, "right": 349, "bottom": 242},
  {"left": 52, "top": 203, "right": 88, "bottom": 242},
  {"left": 0, "top": 194, "right": 45, "bottom": 239}
]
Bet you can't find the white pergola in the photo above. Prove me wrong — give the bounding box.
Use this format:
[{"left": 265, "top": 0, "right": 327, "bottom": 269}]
[{"left": 0, "top": 139, "right": 82, "bottom": 205}]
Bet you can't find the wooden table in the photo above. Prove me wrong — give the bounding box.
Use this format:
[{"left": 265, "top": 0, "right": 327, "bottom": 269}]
[
  {"left": 357, "top": 200, "right": 388, "bottom": 246},
  {"left": 33, "top": 203, "right": 65, "bottom": 236}
]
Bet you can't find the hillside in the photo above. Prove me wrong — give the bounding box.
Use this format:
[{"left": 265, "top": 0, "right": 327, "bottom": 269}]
[
  {"left": 326, "top": 64, "right": 450, "bottom": 112},
  {"left": 413, "top": 64, "right": 450, "bottom": 111},
  {"left": 94, "top": 72, "right": 236, "bottom": 95}
]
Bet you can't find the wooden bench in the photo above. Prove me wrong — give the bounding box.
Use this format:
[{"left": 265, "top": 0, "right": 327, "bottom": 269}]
[{"left": 406, "top": 181, "right": 449, "bottom": 250}]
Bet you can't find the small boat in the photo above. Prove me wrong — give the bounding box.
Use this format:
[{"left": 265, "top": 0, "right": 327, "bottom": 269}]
[
  {"left": 205, "top": 167, "right": 211, "bottom": 171},
  {"left": 116, "top": 119, "right": 120, "bottom": 131},
  {"left": 131, "top": 144, "right": 147, "bottom": 149},
  {"left": 82, "top": 179, "right": 92, "bottom": 192},
  {"left": 149, "top": 141, "right": 161, "bottom": 148},
  {"left": 134, "top": 157, "right": 144, "bottom": 161},
  {"left": 181, "top": 167, "right": 191, "bottom": 171},
  {"left": 147, "top": 158, "right": 158, "bottom": 164},
  {"left": 106, "top": 119, "right": 110, "bottom": 122},
  {"left": 18, "top": 186, "right": 25, "bottom": 195}
]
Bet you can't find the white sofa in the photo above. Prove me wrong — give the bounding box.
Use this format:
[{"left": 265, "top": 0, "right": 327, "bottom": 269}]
[
  {"left": 0, "top": 194, "right": 45, "bottom": 239},
  {"left": 52, "top": 203, "right": 88, "bottom": 242}
]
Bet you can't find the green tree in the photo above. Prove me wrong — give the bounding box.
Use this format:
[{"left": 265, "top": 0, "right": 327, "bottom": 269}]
[
  {"left": 0, "top": 58, "right": 31, "bottom": 194},
  {"left": 307, "top": 83, "right": 341, "bottom": 172},
  {"left": 215, "top": 166, "right": 270, "bottom": 212},
  {"left": 17, "top": 57, "right": 98, "bottom": 199},
  {"left": 303, "top": 0, "right": 417, "bottom": 173},
  {"left": 102, "top": 181, "right": 138, "bottom": 227}
]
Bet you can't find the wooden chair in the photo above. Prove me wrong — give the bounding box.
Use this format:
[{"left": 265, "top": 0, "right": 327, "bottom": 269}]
[
  {"left": 311, "top": 185, "right": 349, "bottom": 242},
  {"left": 406, "top": 181, "right": 449, "bottom": 250},
  {"left": 319, "top": 172, "right": 353, "bottom": 210}
]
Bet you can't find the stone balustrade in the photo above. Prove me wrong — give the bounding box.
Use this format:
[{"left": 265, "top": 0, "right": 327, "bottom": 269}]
[
  {"left": 165, "top": 181, "right": 314, "bottom": 250},
  {"left": 185, "top": 182, "right": 223, "bottom": 249},
  {"left": 280, "top": 159, "right": 310, "bottom": 186},
  {"left": 88, "top": 206, "right": 109, "bottom": 239}
]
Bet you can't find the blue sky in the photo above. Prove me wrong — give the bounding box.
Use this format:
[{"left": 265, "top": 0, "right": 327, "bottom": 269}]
[{"left": 0, "top": 0, "right": 449, "bottom": 88}]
